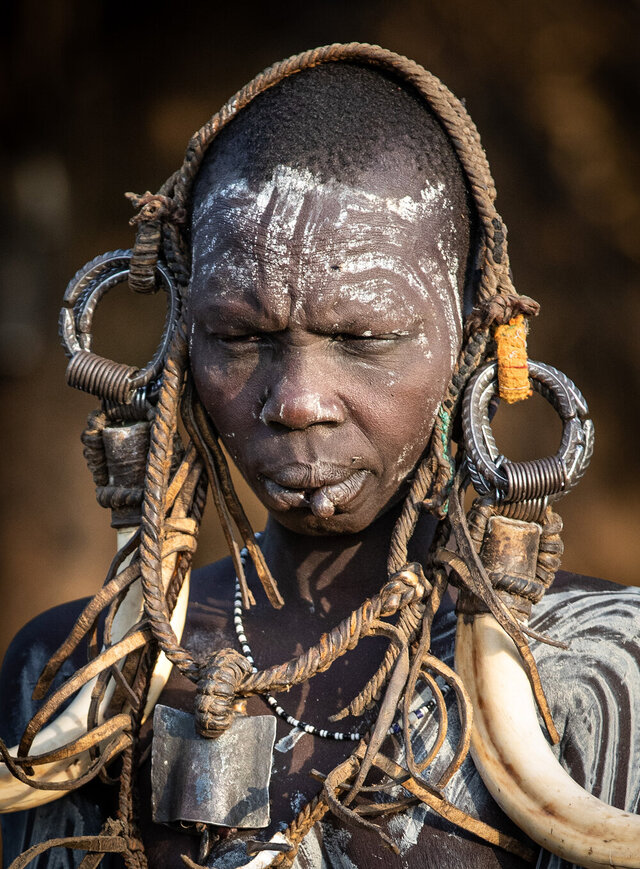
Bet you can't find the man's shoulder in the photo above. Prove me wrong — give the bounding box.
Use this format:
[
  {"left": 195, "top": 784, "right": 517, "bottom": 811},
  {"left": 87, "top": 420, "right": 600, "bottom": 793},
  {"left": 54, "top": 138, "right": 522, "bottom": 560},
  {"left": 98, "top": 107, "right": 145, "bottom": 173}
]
[
  {"left": 538, "top": 569, "right": 639, "bottom": 633},
  {"left": 0, "top": 554, "right": 236, "bottom": 741},
  {"left": 0, "top": 597, "right": 92, "bottom": 743},
  {"left": 549, "top": 569, "right": 638, "bottom": 596},
  {"left": 2, "top": 597, "right": 91, "bottom": 674},
  {"left": 2, "top": 556, "right": 236, "bottom": 654},
  {"left": 530, "top": 570, "right": 640, "bottom": 808}
]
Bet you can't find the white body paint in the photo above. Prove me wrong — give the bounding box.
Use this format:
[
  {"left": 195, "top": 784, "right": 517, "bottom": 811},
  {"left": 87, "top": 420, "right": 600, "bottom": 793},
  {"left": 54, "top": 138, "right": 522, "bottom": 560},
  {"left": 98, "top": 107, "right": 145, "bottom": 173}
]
[{"left": 193, "top": 165, "right": 463, "bottom": 370}]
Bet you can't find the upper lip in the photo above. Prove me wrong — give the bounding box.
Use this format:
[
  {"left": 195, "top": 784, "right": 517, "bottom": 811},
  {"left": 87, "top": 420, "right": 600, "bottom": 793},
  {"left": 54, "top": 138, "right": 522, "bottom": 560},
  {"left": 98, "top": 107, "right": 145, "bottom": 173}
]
[{"left": 260, "top": 462, "right": 359, "bottom": 490}]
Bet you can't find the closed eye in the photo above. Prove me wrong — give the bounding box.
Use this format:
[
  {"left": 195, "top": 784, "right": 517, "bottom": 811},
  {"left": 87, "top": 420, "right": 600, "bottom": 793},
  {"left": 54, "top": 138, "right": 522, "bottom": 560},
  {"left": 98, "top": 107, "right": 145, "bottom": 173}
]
[
  {"left": 206, "top": 332, "right": 267, "bottom": 353},
  {"left": 214, "top": 334, "right": 261, "bottom": 344},
  {"left": 331, "top": 333, "right": 402, "bottom": 355}
]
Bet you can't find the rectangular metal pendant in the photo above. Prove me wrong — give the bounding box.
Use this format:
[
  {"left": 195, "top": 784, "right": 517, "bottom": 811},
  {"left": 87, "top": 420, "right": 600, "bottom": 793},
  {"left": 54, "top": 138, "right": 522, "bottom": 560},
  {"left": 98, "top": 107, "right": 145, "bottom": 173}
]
[{"left": 151, "top": 704, "right": 276, "bottom": 828}]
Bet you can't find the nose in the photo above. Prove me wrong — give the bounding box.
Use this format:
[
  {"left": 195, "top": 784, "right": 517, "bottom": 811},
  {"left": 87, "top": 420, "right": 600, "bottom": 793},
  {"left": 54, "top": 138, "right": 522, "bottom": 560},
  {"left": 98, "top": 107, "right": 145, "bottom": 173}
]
[{"left": 260, "top": 351, "right": 346, "bottom": 431}]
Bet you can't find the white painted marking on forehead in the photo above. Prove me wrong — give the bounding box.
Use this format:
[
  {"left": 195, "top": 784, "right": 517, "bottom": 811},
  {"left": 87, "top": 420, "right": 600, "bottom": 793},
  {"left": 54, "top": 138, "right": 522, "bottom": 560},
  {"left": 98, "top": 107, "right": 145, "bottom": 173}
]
[
  {"left": 194, "top": 165, "right": 454, "bottom": 243},
  {"left": 193, "top": 165, "right": 464, "bottom": 350}
]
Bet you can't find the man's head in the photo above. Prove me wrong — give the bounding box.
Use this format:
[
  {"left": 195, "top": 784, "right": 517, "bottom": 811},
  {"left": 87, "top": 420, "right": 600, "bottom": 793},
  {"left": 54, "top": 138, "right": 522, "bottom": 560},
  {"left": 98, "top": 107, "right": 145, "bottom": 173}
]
[{"left": 187, "top": 63, "right": 477, "bottom": 535}]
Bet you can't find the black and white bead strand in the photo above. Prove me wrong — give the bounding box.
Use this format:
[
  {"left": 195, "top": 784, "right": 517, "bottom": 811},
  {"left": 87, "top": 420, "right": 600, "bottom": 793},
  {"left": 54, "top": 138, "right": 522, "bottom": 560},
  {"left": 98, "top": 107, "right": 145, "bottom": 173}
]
[{"left": 233, "top": 544, "right": 438, "bottom": 741}]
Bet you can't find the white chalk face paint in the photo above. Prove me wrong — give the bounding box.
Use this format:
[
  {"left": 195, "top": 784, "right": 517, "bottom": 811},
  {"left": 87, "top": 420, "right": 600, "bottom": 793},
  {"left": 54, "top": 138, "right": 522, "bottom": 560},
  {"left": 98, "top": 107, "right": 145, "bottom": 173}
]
[
  {"left": 192, "top": 166, "right": 463, "bottom": 369},
  {"left": 189, "top": 165, "right": 464, "bottom": 535}
]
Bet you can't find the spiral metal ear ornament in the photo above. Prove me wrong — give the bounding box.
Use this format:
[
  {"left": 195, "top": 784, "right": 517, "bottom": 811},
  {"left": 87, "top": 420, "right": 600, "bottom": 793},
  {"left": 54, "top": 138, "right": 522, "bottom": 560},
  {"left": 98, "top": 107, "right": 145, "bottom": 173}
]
[
  {"left": 59, "top": 249, "right": 180, "bottom": 405},
  {"left": 455, "top": 364, "right": 640, "bottom": 867},
  {"left": 0, "top": 249, "right": 194, "bottom": 817},
  {"left": 462, "top": 360, "right": 595, "bottom": 519}
]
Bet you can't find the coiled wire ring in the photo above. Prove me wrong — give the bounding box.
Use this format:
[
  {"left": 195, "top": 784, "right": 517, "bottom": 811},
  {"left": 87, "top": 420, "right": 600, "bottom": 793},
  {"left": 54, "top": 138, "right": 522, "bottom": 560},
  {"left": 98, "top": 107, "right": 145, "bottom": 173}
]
[
  {"left": 59, "top": 249, "right": 179, "bottom": 404},
  {"left": 462, "top": 360, "right": 594, "bottom": 506}
]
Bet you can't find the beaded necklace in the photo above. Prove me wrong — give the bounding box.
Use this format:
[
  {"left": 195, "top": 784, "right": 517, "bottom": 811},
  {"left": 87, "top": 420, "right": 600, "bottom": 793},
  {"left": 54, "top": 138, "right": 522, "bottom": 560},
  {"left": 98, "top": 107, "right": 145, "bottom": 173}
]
[{"left": 234, "top": 542, "right": 437, "bottom": 741}]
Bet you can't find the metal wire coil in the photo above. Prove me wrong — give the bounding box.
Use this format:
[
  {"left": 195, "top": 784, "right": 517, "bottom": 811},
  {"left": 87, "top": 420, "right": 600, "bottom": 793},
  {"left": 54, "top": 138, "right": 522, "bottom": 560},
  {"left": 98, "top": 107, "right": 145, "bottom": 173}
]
[
  {"left": 59, "top": 249, "right": 180, "bottom": 403},
  {"left": 462, "top": 359, "right": 594, "bottom": 505},
  {"left": 494, "top": 496, "right": 550, "bottom": 523},
  {"left": 103, "top": 387, "right": 156, "bottom": 421},
  {"left": 66, "top": 350, "right": 138, "bottom": 405},
  {"left": 503, "top": 456, "right": 566, "bottom": 501}
]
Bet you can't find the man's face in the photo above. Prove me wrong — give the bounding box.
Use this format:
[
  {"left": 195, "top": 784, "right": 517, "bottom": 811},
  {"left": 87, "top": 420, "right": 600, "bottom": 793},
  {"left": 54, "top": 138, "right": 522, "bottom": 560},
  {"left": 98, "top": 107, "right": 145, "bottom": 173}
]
[{"left": 189, "top": 166, "right": 464, "bottom": 535}]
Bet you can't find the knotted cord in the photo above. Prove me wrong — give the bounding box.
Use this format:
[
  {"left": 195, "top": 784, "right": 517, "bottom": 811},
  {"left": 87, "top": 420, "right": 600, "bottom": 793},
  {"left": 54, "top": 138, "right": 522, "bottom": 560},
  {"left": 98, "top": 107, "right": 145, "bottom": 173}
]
[{"left": 3, "top": 43, "right": 555, "bottom": 868}]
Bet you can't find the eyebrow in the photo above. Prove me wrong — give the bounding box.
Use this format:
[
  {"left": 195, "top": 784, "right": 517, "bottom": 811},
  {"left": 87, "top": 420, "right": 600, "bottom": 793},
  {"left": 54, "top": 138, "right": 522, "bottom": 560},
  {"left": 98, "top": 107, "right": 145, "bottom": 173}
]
[{"left": 190, "top": 294, "right": 268, "bottom": 325}]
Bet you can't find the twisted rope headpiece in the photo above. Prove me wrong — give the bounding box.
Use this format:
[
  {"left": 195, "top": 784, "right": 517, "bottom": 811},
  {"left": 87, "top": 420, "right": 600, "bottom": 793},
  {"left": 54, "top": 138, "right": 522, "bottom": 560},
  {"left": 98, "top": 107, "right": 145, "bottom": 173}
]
[
  {"left": 3, "top": 45, "right": 548, "bottom": 869},
  {"left": 127, "top": 42, "right": 541, "bottom": 685}
]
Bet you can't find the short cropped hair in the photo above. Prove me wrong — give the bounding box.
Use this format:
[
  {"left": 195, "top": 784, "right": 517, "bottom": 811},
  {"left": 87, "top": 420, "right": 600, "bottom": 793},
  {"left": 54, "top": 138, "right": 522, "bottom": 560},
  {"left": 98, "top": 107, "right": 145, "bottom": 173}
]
[{"left": 193, "top": 62, "right": 477, "bottom": 309}]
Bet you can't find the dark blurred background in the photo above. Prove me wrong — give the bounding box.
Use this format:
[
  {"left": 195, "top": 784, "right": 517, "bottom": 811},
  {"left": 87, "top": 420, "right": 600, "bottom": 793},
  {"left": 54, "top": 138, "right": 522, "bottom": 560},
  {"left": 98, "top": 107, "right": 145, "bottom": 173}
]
[{"left": 1, "top": 0, "right": 639, "bottom": 662}]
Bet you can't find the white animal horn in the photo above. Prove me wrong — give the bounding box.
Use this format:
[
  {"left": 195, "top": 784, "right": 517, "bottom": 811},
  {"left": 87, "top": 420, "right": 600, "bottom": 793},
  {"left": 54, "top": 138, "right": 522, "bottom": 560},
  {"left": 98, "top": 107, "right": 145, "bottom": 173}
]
[
  {"left": 455, "top": 611, "right": 640, "bottom": 868},
  {"left": 0, "top": 512, "right": 192, "bottom": 811}
]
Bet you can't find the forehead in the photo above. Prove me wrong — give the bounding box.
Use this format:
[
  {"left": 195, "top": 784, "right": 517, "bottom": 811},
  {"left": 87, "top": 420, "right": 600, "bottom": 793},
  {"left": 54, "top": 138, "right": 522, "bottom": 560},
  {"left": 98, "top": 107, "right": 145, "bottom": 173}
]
[{"left": 190, "top": 166, "right": 463, "bottom": 332}]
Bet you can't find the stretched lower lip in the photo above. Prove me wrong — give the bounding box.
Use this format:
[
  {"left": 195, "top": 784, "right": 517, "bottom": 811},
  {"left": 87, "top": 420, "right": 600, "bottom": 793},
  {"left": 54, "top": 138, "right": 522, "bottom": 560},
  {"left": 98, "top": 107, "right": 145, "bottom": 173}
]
[{"left": 261, "top": 469, "right": 371, "bottom": 518}]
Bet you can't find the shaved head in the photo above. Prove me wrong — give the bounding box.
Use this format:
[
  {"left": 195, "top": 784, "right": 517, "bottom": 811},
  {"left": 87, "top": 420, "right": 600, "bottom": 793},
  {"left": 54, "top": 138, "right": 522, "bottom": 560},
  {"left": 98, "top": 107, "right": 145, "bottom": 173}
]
[
  {"left": 187, "top": 63, "right": 479, "bottom": 533},
  {"left": 192, "top": 63, "right": 477, "bottom": 311}
]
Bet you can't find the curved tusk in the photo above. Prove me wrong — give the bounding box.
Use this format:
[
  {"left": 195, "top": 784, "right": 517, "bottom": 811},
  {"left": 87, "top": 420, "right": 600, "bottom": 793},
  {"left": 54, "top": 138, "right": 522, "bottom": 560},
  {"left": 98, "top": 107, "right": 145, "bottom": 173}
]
[
  {"left": 455, "top": 613, "right": 640, "bottom": 869},
  {"left": 0, "top": 527, "right": 190, "bottom": 812}
]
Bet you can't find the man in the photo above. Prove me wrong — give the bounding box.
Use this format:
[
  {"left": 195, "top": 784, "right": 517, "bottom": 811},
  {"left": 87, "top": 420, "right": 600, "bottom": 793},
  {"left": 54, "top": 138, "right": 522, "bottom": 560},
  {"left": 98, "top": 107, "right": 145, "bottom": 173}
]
[{"left": 2, "top": 46, "right": 638, "bottom": 869}]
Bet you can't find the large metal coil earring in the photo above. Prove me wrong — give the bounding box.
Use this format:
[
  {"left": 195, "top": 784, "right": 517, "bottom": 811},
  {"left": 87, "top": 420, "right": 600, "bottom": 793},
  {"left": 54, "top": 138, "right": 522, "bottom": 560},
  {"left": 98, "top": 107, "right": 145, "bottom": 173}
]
[
  {"left": 59, "top": 249, "right": 181, "bottom": 412},
  {"left": 462, "top": 359, "right": 595, "bottom": 523},
  {"left": 450, "top": 362, "right": 640, "bottom": 868}
]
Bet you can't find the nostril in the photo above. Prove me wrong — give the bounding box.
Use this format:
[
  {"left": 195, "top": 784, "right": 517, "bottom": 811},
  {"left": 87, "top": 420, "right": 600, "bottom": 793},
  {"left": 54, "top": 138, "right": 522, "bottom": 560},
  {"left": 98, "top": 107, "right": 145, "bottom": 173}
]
[
  {"left": 259, "top": 390, "right": 345, "bottom": 431},
  {"left": 259, "top": 404, "right": 290, "bottom": 432},
  {"left": 263, "top": 419, "right": 291, "bottom": 433}
]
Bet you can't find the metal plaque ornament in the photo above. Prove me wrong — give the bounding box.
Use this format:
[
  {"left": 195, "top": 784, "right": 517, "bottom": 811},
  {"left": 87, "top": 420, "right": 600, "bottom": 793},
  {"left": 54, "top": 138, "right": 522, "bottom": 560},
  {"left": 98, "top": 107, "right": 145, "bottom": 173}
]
[{"left": 151, "top": 705, "right": 276, "bottom": 828}]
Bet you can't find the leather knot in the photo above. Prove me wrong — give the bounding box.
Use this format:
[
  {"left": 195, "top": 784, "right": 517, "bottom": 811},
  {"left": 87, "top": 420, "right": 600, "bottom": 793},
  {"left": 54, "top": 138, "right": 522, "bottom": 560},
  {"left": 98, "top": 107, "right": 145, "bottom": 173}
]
[
  {"left": 195, "top": 648, "right": 253, "bottom": 738},
  {"left": 125, "top": 190, "right": 186, "bottom": 225},
  {"left": 378, "top": 563, "right": 430, "bottom": 617},
  {"left": 466, "top": 293, "right": 540, "bottom": 332}
]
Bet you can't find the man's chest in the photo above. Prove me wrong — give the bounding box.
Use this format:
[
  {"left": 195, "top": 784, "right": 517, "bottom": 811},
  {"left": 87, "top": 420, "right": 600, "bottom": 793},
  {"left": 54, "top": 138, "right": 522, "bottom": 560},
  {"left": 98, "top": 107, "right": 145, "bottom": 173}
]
[{"left": 136, "top": 601, "right": 531, "bottom": 869}]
